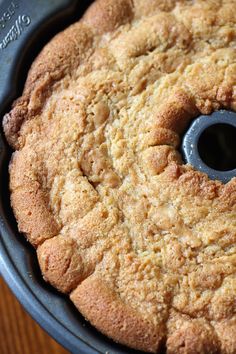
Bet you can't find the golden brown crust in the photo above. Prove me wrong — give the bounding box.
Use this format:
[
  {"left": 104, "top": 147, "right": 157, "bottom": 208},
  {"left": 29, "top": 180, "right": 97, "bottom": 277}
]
[
  {"left": 3, "top": 22, "right": 94, "bottom": 149},
  {"left": 166, "top": 313, "right": 221, "bottom": 354},
  {"left": 3, "top": 0, "right": 236, "bottom": 352},
  {"left": 155, "top": 90, "right": 199, "bottom": 134},
  {"left": 71, "top": 276, "right": 164, "bottom": 353},
  {"left": 9, "top": 149, "right": 60, "bottom": 246},
  {"left": 133, "top": 0, "right": 181, "bottom": 17},
  {"left": 11, "top": 183, "right": 59, "bottom": 246},
  {"left": 215, "top": 318, "right": 236, "bottom": 354},
  {"left": 82, "top": 0, "right": 134, "bottom": 34},
  {"left": 37, "top": 236, "right": 84, "bottom": 293}
]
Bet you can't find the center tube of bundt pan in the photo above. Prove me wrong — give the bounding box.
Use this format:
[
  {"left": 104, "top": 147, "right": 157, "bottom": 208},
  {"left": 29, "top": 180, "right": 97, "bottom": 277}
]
[{"left": 181, "top": 110, "right": 236, "bottom": 183}]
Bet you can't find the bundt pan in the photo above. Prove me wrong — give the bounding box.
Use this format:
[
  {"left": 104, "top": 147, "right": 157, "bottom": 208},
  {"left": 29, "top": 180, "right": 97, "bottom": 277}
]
[
  {"left": 0, "top": 1, "right": 143, "bottom": 353},
  {"left": 1, "top": 1, "right": 236, "bottom": 354}
]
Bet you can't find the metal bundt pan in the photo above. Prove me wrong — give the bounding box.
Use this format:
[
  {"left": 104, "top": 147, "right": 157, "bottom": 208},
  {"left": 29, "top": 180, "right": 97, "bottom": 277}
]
[{"left": 1, "top": 1, "right": 236, "bottom": 353}]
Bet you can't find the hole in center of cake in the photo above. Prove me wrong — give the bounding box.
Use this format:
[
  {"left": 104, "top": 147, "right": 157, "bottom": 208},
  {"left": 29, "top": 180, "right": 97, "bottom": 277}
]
[{"left": 198, "top": 123, "right": 236, "bottom": 171}]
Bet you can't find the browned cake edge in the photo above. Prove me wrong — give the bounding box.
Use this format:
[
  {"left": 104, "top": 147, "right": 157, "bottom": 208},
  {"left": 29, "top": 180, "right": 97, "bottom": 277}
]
[{"left": 70, "top": 276, "right": 164, "bottom": 353}]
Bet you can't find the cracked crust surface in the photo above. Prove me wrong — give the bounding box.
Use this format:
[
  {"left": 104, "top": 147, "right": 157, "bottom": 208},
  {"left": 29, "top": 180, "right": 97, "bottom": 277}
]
[{"left": 3, "top": 0, "right": 236, "bottom": 352}]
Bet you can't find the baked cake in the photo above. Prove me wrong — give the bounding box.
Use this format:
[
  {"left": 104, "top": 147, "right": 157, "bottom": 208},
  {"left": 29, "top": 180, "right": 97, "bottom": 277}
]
[{"left": 3, "top": 0, "right": 236, "bottom": 352}]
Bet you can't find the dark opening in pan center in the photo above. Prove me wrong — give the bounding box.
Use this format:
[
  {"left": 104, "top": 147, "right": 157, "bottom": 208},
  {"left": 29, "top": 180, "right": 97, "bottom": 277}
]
[{"left": 198, "top": 123, "right": 236, "bottom": 172}]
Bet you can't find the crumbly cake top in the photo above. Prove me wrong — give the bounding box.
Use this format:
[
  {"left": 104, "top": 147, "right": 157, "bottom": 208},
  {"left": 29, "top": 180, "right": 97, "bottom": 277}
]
[{"left": 3, "top": 0, "right": 236, "bottom": 353}]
